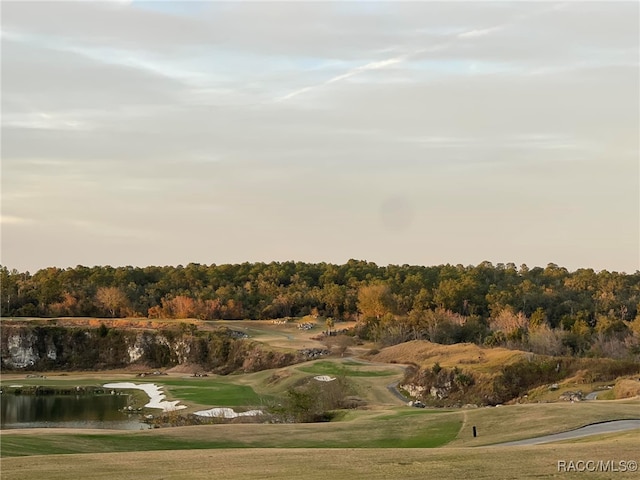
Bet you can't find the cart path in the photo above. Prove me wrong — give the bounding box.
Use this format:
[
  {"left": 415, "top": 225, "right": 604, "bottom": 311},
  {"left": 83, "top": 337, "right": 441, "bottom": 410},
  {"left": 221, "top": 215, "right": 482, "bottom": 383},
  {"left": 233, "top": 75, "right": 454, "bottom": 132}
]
[{"left": 492, "top": 419, "right": 640, "bottom": 446}]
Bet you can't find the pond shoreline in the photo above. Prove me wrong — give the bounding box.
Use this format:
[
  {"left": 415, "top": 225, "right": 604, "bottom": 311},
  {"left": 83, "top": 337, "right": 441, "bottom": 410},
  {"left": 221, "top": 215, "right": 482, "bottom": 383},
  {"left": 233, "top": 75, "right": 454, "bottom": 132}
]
[
  {"left": 1, "top": 390, "right": 148, "bottom": 431},
  {"left": 1, "top": 385, "right": 110, "bottom": 396}
]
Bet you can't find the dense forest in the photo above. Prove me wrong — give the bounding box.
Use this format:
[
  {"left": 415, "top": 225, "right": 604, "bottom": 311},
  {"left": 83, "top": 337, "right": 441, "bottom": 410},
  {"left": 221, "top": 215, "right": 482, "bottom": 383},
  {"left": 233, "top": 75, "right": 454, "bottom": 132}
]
[{"left": 2, "top": 261, "right": 639, "bottom": 358}]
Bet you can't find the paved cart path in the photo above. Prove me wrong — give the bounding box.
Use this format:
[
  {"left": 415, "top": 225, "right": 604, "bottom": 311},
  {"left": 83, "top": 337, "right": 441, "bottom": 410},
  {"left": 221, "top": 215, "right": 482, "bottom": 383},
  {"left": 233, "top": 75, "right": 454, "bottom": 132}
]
[{"left": 493, "top": 419, "right": 640, "bottom": 446}]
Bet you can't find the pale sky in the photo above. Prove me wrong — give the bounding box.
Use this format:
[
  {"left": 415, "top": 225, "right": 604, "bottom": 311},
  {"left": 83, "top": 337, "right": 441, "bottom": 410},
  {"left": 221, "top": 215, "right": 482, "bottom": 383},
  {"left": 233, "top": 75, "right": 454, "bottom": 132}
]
[{"left": 1, "top": 1, "right": 639, "bottom": 273}]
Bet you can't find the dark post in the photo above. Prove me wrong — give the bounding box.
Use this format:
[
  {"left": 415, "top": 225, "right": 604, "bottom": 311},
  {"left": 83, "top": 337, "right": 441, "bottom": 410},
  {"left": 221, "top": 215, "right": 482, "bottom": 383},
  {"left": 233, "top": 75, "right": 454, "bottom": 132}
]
[{"left": 472, "top": 426, "right": 477, "bottom": 438}]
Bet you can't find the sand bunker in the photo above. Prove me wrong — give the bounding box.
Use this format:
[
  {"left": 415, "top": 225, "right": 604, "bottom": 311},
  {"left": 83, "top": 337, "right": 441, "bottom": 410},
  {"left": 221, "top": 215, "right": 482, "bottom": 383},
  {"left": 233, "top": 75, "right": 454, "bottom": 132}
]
[
  {"left": 194, "top": 408, "right": 263, "bottom": 418},
  {"left": 103, "top": 382, "right": 186, "bottom": 412},
  {"left": 314, "top": 375, "right": 336, "bottom": 382}
]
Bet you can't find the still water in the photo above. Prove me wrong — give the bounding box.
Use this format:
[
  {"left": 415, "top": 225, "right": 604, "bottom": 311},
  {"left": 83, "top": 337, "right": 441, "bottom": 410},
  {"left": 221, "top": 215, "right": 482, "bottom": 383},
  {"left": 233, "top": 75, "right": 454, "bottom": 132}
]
[{"left": 1, "top": 394, "right": 148, "bottom": 430}]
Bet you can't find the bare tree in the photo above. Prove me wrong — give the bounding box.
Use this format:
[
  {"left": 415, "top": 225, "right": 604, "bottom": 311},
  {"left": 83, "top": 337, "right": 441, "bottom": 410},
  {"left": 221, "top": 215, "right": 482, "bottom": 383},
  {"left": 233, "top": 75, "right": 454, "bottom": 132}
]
[{"left": 96, "top": 286, "right": 128, "bottom": 317}]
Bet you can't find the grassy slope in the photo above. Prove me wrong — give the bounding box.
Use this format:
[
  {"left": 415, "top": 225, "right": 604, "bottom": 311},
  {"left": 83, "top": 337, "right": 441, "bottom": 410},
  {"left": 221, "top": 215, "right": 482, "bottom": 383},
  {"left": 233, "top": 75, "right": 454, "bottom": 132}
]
[
  {"left": 369, "top": 339, "right": 527, "bottom": 374},
  {"left": 230, "top": 356, "right": 407, "bottom": 407},
  {"left": 2, "top": 399, "right": 639, "bottom": 457},
  {"left": 2, "top": 435, "right": 639, "bottom": 480},
  {"left": 448, "top": 399, "right": 640, "bottom": 446},
  {"left": 0, "top": 409, "right": 461, "bottom": 456}
]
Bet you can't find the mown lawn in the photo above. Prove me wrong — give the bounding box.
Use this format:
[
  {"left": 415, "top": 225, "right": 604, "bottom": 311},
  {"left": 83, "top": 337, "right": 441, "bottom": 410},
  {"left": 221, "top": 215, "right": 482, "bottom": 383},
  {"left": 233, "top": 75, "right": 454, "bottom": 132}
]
[
  {"left": 3, "top": 436, "right": 639, "bottom": 480},
  {"left": 151, "top": 378, "right": 267, "bottom": 407},
  {"left": 299, "top": 361, "right": 397, "bottom": 377},
  {"left": 0, "top": 410, "right": 461, "bottom": 457},
  {"left": 0, "top": 433, "right": 248, "bottom": 457}
]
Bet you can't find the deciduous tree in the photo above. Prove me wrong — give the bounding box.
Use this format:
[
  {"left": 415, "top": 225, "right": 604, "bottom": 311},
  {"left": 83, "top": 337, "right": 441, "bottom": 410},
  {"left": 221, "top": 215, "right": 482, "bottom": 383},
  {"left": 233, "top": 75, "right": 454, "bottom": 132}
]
[
  {"left": 95, "top": 286, "right": 128, "bottom": 317},
  {"left": 357, "top": 284, "right": 394, "bottom": 320}
]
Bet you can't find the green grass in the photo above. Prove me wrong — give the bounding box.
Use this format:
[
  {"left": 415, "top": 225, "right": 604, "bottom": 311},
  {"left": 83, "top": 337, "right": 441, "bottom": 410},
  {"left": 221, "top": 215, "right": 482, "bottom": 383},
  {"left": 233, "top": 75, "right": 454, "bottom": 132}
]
[
  {"left": 149, "top": 378, "right": 266, "bottom": 407},
  {"left": 373, "top": 409, "right": 453, "bottom": 421},
  {"left": 0, "top": 410, "right": 461, "bottom": 457},
  {"left": 299, "top": 361, "right": 397, "bottom": 377},
  {"left": 364, "top": 420, "right": 460, "bottom": 448},
  {"left": 0, "top": 433, "right": 248, "bottom": 457}
]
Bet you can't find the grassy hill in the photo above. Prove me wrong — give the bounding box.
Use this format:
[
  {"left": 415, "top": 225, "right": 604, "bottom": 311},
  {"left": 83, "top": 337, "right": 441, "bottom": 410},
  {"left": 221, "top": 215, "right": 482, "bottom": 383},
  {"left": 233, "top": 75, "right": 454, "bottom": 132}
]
[{"left": 368, "top": 340, "right": 527, "bottom": 373}]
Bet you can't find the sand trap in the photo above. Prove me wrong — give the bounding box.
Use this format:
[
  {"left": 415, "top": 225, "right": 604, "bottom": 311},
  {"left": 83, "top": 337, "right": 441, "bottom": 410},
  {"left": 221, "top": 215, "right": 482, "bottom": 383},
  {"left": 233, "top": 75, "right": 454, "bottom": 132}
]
[
  {"left": 314, "top": 375, "right": 336, "bottom": 382},
  {"left": 103, "top": 382, "right": 186, "bottom": 412},
  {"left": 194, "top": 408, "right": 263, "bottom": 418}
]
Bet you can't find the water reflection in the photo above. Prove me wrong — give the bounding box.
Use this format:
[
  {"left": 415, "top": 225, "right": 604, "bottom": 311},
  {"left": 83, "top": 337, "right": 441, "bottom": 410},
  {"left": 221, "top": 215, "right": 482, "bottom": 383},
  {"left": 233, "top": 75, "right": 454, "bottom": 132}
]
[{"left": 1, "top": 394, "right": 148, "bottom": 430}]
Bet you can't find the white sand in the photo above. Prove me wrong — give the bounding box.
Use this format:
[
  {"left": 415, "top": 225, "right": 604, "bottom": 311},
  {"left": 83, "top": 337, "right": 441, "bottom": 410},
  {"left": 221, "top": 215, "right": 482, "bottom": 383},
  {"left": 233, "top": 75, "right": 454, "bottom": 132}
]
[
  {"left": 314, "top": 375, "right": 336, "bottom": 382},
  {"left": 194, "top": 407, "right": 263, "bottom": 418},
  {"left": 103, "top": 382, "right": 187, "bottom": 412}
]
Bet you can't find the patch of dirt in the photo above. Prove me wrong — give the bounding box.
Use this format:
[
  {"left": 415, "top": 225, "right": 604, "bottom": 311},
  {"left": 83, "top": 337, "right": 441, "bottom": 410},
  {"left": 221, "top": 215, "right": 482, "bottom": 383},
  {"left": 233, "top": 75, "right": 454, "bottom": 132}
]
[
  {"left": 267, "top": 369, "right": 292, "bottom": 385},
  {"left": 123, "top": 363, "right": 157, "bottom": 373},
  {"left": 562, "top": 369, "right": 591, "bottom": 385},
  {"left": 165, "top": 364, "right": 204, "bottom": 375}
]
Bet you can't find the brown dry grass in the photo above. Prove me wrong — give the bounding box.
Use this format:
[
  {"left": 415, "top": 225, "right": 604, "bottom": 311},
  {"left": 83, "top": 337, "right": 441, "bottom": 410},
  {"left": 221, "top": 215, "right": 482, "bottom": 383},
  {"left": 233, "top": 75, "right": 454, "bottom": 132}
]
[
  {"left": 2, "top": 436, "right": 638, "bottom": 480},
  {"left": 550, "top": 376, "right": 640, "bottom": 402},
  {"left": 370, "top": 340, "right": 527, "bottom": 373},
  {"left": 613, "top": 377, "right": 640, "bottom": 399}
]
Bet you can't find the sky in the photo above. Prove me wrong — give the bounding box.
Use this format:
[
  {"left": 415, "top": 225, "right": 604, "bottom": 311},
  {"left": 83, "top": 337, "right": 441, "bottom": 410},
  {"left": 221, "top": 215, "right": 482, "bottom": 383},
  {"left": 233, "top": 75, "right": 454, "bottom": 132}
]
[{"left": 1, "top": 1, "right": 638, "bottom": 273}]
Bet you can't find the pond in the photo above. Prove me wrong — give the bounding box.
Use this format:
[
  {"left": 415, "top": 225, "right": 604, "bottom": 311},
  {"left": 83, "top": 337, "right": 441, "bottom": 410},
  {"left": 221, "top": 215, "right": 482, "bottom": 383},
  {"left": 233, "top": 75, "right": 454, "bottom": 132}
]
[{"left": 0, "top": 393, "right": 149, "bottom": 430}]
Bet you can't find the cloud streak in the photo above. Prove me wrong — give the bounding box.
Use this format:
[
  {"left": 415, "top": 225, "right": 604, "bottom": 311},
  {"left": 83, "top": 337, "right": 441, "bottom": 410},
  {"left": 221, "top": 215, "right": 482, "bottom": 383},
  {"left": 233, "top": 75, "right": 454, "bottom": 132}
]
[
  {"left": 273, "top": 3, "right": 567, "bottom": 103},
  {"left": 274, "top": 53, "right": 411, "bottom": 102}
]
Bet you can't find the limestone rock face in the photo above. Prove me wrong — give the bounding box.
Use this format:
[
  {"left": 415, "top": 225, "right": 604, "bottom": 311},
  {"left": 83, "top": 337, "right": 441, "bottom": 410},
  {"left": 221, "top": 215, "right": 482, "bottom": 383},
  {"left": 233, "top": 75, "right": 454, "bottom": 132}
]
[
  {"left": 5, "top": 332, "right": 38, "bottom": 368},
  {"left": 1, "top": 324, "right": 301, "bottom": 373}
]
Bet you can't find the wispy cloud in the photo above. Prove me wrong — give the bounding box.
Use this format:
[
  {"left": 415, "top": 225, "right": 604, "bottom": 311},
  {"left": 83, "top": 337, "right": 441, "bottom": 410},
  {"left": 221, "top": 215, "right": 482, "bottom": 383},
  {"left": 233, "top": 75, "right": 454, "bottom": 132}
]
[
  {"left": 273, "top": 53, "right": 411, "bottom": 102},
  {"left": 2, "top": 112, "right": 94, "bottom": 131},
  {"left": 273, "top": 3, "right": 566, "bottom": 103},
  {"left": 0, "top": 215, "right": 35, "bottom": 225},
  {"left": 458, "top": 26, "right": 502, "bottom": 39}
]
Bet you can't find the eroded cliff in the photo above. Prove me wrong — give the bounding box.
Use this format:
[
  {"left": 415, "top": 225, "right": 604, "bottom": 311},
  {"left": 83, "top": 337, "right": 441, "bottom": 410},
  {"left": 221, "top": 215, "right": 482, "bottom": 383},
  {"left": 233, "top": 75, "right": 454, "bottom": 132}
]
[{"left": 1, "top": 322, "right": 300, "bottom": 373}]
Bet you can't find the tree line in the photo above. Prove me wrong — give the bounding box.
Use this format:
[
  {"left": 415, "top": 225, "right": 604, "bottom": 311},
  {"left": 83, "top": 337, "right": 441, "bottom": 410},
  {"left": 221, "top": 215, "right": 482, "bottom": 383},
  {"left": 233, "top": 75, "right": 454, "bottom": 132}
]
[{"left": 1, "top": 260, "right": 639, "bottom": 357}]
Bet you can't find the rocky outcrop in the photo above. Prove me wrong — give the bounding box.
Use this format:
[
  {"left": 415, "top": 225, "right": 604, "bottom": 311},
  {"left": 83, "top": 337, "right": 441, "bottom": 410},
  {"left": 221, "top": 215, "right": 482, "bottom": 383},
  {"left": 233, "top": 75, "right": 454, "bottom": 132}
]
[
  {"left": 400, "top": 383, "right": 427, "bottom": 398},
  {"left": 559, "top": 390, "right": 584, "bottom": 402},
  {"left": 0, "top": 324, "right": 302, "bottom": 373},
  {"left": 4, "top": 330, "right": 39, "bottom": 368}
]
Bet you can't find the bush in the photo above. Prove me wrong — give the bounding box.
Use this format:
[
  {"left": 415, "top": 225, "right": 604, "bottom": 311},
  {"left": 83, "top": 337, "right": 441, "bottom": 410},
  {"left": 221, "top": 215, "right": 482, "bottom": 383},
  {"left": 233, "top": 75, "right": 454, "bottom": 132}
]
[{"left": 270, "top": 376, "right": 354, "bottom": 423}]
